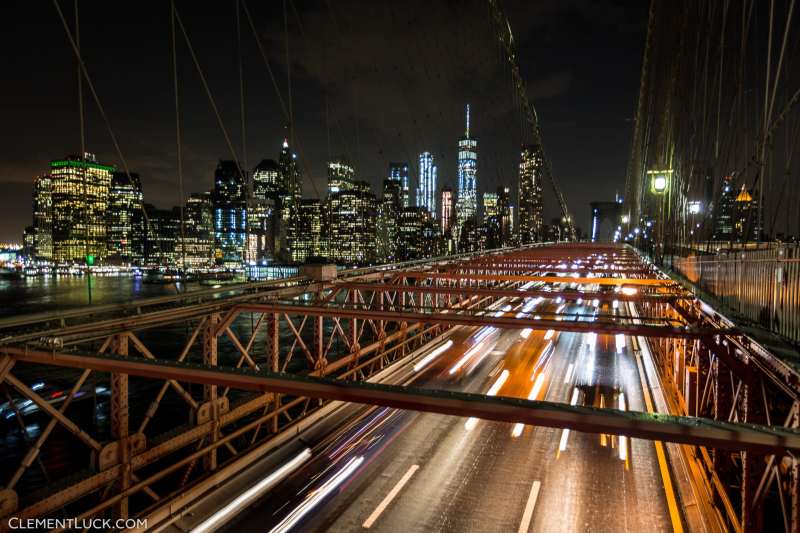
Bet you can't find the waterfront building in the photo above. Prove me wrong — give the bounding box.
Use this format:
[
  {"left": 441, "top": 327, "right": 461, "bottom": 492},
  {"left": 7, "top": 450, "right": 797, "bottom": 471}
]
[
  {"left": 31, "top": 174, "right": 53, "bottom": 260},
  {"left": 212, "top": 160, "right": 247, "bottom": 265},
  {"left": 389, "top": 162, "right": 411, "bottom": 208},
  {"left": 51, "top": 153, "right": 113, "bottom": 264},
  {"left": 417, "top": 152, "right": 437, "bottom": 218},
  {"left": 455, "top": 105, "right": 478, "bottom": 245},
  {"left": 518, "top": 144, "right": 544, "bottom": 243},
  {"left": 143, "top": 203, "right": 180, "bottom": 266},
  {"left": 327, "top": 180, "right": 377, "bottom": 265},
  {"left": 183, "top": 192, "right": 215, "bottom": 268},
  {"left": 106, "top": 172, "right": 144, "bottom": 265}
]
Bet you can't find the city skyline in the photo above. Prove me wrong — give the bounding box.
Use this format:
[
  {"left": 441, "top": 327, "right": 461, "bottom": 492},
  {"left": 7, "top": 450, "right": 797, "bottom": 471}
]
[{"left": 0, "top": 1, "right": 649, "bottom": 242}]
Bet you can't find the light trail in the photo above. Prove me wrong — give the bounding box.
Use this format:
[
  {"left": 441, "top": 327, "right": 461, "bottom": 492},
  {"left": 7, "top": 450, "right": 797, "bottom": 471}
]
[
  {"left": 191, "top": 448, "right": 312, "bottom": 533},
  {"left": 448, "top": 341, "right": 485, "bottom": 375},
  {"left": 413, "top": 340, "right": 454, "bottom": 372},
  {"left": 465, "top": 370, "right": 510, "bottom": 431},
  {"left": 269, "top": 456, "right": 365, "bottom": 533},
  {"left": 513, "top": 372, "right": 547, "bottom": 437},
  {"left": 556, "top": 388, "right": 581, "bottom": 456}
]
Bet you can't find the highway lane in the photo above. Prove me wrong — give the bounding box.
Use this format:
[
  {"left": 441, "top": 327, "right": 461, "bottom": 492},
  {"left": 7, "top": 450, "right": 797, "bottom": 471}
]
[{"left": 218, "top": 297, "right": 677, "bottom": 533}]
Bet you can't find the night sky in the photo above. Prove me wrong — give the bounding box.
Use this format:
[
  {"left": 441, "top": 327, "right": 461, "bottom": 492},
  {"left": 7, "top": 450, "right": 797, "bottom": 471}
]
[{"left": 0, "top": 1, "right": 648, "bottom": 242}]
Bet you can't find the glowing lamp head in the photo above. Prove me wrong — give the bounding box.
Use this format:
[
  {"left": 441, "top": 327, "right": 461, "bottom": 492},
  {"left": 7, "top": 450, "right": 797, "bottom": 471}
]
[{"left": 653, "top": 175, "right": 667, "bottom": 192}]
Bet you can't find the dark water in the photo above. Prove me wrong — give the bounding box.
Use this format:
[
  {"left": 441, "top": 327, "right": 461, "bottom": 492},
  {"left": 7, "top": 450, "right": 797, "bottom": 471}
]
[{"left": 0, "top": 275, "right": 186, "bottom": 319}]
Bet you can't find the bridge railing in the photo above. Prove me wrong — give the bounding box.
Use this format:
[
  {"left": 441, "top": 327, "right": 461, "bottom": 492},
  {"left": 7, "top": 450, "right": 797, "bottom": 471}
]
[{"left": 669, "top": 244, "right": 800, "bottom": 345}]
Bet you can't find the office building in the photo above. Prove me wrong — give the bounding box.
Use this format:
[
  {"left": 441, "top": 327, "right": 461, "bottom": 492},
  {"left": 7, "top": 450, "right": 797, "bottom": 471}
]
[
  {"left": 212, "top": 160, "right": 247, "bottom": 265},
  {"left": 389, "top": 162, "right": 411, "bottom": 207},
  {"left": 327, "top": 157, "right": 355, "bottom": 194},
  {"left": 518, "top": 144, "right": 544, "bottom": 243},
  {"left": 378, "top": 179, "right": 403, "bottom": 262},
  {"left": 106, "top": 172, "right": 144, "bottom": 265},
  {"left": 294, "top": 199, "right": 325, "bottom": 262},
  {"left": 183, "top": 192, "right": 215, "bottom": 268},
  {"left": 440, "top": 186, "right": 454, "bottom": 234},
  {"left": 327, "top": 180, "right": 378, "bottom": 265},
  {"left": 51, "top": 153, "right": 113, "bottom": 264},
  {"left": 417, "top": 152, "right": 437, "bottom": 217},
  {"left": 31, "top": 174, "right": 53, "bottom": 260}
]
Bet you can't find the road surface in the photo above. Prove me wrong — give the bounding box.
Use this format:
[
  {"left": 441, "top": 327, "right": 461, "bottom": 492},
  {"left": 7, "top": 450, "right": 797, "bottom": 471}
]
[{"left": 217, "top": 296, "right": 676, "bottom": 533}]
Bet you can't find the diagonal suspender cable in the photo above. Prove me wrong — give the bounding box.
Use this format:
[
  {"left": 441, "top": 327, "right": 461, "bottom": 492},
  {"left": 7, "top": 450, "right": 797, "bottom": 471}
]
[{"left": 170, "top": 0, "right": 187, "bottom": 276}]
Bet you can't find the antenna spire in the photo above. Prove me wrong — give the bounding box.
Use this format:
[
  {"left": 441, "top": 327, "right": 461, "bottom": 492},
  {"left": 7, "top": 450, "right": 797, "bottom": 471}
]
[{"left": 465, "top": 104, "right": 470, "bottom": 137}]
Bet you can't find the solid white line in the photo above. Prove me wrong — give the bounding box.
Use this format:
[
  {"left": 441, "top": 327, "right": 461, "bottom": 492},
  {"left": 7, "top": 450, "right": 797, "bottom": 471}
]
[
  {"left": 517, "top": 480, "right": 541, "bottom": 533},
  {"left": 362, "top": 464, "right": 420, "bottom": 528}
]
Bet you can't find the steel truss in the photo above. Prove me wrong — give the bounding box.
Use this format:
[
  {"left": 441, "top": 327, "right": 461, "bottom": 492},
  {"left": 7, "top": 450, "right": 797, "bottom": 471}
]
[{"left": 0, "top": 244, "right": 797, "bottom": 533}]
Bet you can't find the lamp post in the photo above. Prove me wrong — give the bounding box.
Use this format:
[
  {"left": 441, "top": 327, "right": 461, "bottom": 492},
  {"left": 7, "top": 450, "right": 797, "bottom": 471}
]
[{"left": 647, "top": 169, "right": 672, "bottom": 265}]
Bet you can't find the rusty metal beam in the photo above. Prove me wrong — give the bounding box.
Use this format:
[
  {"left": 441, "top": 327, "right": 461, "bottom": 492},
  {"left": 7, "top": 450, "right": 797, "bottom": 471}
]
[
  {"left": 4, "top": 347, "right": 798, "bottom": 452},
  {"left": 392, "top": 271, "right": 676, "bottom": 286},
  {"left": 233, "top": 302, "right": 723, "bottom": 339},
  {"left": 337, "top": 283, "right": 689, "bottom": 302}
]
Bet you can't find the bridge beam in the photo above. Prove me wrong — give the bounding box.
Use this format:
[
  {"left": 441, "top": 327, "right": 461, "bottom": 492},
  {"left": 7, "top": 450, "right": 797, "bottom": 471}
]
[{"left": 3, "top": 346, "right": 799, "bottom": 453}]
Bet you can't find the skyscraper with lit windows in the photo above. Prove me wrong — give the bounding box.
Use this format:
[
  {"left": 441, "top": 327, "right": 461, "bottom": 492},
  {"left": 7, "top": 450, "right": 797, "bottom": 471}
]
[
  {"left": 440, "top": 186, "right": 453, "bottom": 234},
  {"left": 389, "top": 162, "right": 410, "bottom": 207},
  {"left": 31, "top": 174, "right": 53, "bottom": 260},
  {"left": 518, "top": 144, "right": 544, "bottom": 243},
  {"left": 328, "top": 157, "right": 355, "bottom": 193},
  {"left": 455, "top": 105, "right": 477, "bottom": 245},
  {"left": 417, "top": 152, "right": 437, "bottom": 218},
  {"left": 51, "top": 153, "right": 113, "bottom": 264},
  {"left": 212, "top": 160, "right": 247, "bottom": 265},
  {"left": 106, "top": 172, "right": 144, "bottom": 265}
]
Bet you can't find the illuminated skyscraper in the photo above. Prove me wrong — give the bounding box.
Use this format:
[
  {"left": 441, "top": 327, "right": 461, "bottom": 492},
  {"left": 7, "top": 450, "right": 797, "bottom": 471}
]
[
  {"left": 183, "top": 192, "right": 214, "bottom": 268},
  {"left": 378, "top": 179, "right": 403, "bottom": 262},
  {"left": 144, "top": 203, "right": 180, "bottom": 266},
  {"left": 279, "top": 139, "right": 302, "bottom": 261},
  {"left": 252, "top": 159, "right": 281, "bottom": 200},
  {"left": 327, "top": 180, "right": 377, "bottom": 265},
  {"left": 417, "top": 152, "right": 437, "bottom": 217},
  {"left": 455, "top": 105, "right": 478, "bottom": 245},
  {"left": 31, "top": 174, "right": 53, "bottom": 260},
  {"left": 327, "top": 157, "right": 355, "bottom": 193},
  {"left": 212, "top": 160, "right": 247, "bottom": 265},
  {"left": 389, "top": 162, "right": 410, "bottom": 207},
  {"left": 518, "top": 144, "right": 544, "bottom": 243},
  {"left": 294, "top": 199, "right": 325, "bottom": 262},
  {"left": 51, "top": 153, "right": 113, "bottom": 264},
  {"left": 397, "top": 207, "right": 437, "bottom": 260},
  {"left": 497, "top": 186, "right": 512, "bottom": 245},
  {"left": 440, "top": 186, "right": 453, "bottom": 234},
  {"left": 107, "top": 172, "right": 144, "bottom": 265}
]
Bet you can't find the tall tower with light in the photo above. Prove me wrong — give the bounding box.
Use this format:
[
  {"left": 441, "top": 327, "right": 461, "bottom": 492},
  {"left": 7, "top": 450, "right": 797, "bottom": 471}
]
[{"left": 455, "top": 105, "right": 477, "bottom": 245}]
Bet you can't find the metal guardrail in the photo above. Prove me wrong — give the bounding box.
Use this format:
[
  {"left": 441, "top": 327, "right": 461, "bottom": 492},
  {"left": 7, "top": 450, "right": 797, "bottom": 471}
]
[{"left": 670, "top": 244, "right": 800, "bottom": 345}]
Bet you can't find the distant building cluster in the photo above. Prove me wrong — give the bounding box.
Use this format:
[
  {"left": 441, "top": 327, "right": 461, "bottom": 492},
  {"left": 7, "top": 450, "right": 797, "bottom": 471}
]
[{"left": 23, "top": 106, "right": 551, "bottom": 269}]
